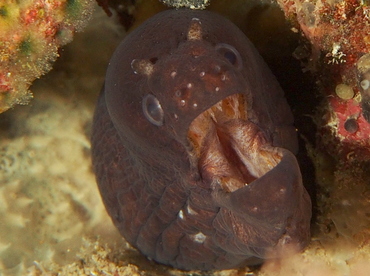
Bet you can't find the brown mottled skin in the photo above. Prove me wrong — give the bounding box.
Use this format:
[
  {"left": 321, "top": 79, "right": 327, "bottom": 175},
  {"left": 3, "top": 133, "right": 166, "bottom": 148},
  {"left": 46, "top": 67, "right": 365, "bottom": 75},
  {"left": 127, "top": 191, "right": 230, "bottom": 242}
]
[{"left": 91, "top": 9, "right": 311, "bottom": 271}]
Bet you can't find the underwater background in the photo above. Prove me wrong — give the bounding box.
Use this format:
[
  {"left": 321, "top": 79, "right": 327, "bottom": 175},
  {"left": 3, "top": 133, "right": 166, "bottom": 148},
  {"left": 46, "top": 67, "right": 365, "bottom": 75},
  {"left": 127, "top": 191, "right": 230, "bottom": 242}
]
[{"left": 1, "top": 0, "right": 370, "bottom": 275}]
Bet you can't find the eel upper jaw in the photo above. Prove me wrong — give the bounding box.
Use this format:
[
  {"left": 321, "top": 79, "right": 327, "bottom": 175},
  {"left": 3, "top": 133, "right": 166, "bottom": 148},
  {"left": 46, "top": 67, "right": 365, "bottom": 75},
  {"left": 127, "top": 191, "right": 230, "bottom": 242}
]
[{"left": 188, "top": 93, "right": 283, "bottom": 192}]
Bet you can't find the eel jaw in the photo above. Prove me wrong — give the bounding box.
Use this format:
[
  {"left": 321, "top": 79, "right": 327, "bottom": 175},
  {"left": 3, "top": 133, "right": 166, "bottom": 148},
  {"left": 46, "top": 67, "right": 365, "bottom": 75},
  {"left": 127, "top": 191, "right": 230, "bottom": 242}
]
[
  {"left": 187, "top": 94, "right": 311, "bottom": 259},
  {"left": 188, "top": 93, "right": 282, "bottom": 192}
]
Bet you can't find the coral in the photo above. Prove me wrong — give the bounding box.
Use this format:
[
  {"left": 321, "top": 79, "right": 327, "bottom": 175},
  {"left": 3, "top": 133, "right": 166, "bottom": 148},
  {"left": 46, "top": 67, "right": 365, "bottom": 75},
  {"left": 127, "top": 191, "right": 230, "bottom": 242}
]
[
  {"left": 273, "top": 3, "right": 370, "bottom": 276},
  {"left": 276, "top": 0, "right": 370, "bottom": 160},
  {"left": 316, "top": 51, "right": 370, "bottom": 161},
  {"left": 0, "top": 5, "right": 128, "bottom": 274},
  {"left": 0, "top": 0, "right": 94, "bottom": 114},
  {"left": 291, "top": 0, "right": 370, "bottom": 55}
]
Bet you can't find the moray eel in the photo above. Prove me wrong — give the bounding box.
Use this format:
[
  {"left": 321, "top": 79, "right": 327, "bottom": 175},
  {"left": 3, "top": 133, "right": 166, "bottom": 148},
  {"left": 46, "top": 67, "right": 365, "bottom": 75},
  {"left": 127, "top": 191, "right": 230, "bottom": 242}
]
[{"left": 91, "top": 9, "right": 312, "bottom": 271}]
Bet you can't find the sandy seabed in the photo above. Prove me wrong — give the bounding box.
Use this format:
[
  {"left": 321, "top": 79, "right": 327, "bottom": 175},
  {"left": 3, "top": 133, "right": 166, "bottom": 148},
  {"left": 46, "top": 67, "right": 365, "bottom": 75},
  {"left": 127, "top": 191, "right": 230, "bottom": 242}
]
[{"left": 1, "top": 3, "right": 370, "bottom": 276}]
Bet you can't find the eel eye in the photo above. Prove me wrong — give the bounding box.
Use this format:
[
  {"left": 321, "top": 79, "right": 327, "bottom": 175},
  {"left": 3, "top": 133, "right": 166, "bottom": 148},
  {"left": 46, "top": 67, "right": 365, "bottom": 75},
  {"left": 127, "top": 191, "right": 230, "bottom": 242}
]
[
  {"left": 215, "top": 43, "right": 243, "bottom": 70},
  {"left": 142, "top": 94, "right": 164, "bottom": 126}
]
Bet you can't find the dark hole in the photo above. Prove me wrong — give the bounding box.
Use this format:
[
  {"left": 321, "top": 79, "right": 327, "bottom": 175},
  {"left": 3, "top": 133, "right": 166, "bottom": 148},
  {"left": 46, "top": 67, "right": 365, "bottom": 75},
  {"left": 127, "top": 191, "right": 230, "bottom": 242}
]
[
  {"left": 344, "top": 118, "right": 358, "bottom": 133},
  {"left": 149, "top": 57, "right": 158, "bottom": 64}
]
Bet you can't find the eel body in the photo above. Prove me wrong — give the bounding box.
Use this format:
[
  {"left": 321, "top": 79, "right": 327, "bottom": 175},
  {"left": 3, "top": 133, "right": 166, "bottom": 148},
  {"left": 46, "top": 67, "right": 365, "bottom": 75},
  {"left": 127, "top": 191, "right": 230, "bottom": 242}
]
[{"left": 91, "top": 9, "right": 312, "bottom": 271}]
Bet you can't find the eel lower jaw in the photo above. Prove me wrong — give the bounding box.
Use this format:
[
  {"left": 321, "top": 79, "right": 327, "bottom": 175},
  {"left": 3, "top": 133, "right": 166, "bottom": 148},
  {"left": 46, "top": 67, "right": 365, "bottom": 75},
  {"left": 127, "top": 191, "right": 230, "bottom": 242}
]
[{"left": 188, "top": 94, "right": 283, "bottom": 192}]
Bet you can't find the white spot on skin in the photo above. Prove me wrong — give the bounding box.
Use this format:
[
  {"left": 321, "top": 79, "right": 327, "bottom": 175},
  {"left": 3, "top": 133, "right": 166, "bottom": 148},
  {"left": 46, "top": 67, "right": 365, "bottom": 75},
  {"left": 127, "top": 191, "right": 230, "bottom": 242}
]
[
  {"left": 178, "top": 210, "right": 184, "bottom": 219},
  {"left": 180, "top": 100, "right": 186, "bottom": 106},
  {"left": 170, "top": 71, "right": 177, "bottom": 78},
  {"left": 187, "top": 83, "right": 193, "bottom": 89},
  {"left": 191, "top": 232, "right": 206, "bottom": 243},
  {"left": 215, "top": 87, "right": 220, "bottom": 92},
  {"left": 187, "top": 205, "right": 198, "bottom": 215},
  {"left": 187, "top": 18, "right": 202, "bottom": 41},
  {"left": 193, "top": 103, "right": 198, "bottom": 108},
  {"left": 199, "top": 71, "right": 205, "bottom": 77},
  {"left": 214, "top": 65, "right": 221, "bottom": 73}
]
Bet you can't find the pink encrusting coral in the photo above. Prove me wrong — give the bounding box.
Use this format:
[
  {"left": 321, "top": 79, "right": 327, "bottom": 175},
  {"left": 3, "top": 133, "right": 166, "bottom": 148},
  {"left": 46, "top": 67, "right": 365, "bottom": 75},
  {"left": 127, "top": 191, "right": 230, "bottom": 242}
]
[
  {"left": 324, "top": 92, "right": 370, "bottom": 160},
  {"left": 276, "top": 0, "right": 370, "bottom": 160},
  {"left": 0, "top": 0, "right": 94, "bottom": 113}
]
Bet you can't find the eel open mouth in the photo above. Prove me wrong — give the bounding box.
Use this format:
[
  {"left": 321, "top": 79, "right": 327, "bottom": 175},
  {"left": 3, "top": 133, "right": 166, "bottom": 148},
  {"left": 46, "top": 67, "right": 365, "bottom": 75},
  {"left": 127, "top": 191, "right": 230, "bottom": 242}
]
[{"left": 188, "top": 94, "right": 283, "bottom": 192}]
